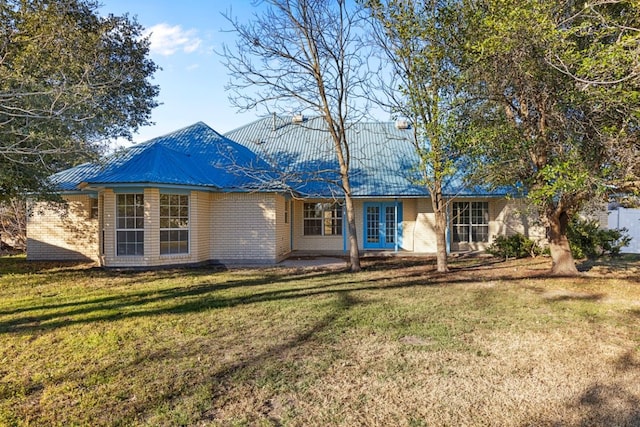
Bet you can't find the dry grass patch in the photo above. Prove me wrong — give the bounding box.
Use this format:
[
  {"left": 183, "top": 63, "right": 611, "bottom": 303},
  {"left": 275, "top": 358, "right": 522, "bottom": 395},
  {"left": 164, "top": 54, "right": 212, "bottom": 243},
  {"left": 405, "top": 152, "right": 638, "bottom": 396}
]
[{"left": 1, "top": 254, "right": 640, "bottom": 426}]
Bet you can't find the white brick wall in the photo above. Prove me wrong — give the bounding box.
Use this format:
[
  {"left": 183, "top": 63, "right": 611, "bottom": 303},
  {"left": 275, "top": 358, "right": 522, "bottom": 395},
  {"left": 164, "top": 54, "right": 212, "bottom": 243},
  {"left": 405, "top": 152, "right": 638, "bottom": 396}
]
[
  {"left": 210, "top": 193, "right": 278, "bottom": 264},
  {"left": 28, "top": 189, "right": 545, "bottom": 266},
  {"left": 411, "top": 198, "right": 436, "bottom": 252},
  {"left": 275, "top": 195, "right": 292, "bottom": 261},
  {"left": 191, "top": 191, "right": 211, "bottom": 263},
  {"left": 493, "top": 198, "right": 545, "bottom": 242},
  {"left": 27, "top": 195, "right": 99, "bottom": 262}
]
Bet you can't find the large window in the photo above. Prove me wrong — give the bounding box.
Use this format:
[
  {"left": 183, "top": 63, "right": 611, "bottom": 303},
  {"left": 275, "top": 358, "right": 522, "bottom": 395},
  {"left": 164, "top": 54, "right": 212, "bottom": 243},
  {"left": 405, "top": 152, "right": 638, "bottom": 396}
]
[
  {"left": 452, "top": 202, "right": 489, "bottom": 243},
  {"left": 160, "top": 194, "right": 189, "bottom": 255},
  {"left": 303, "top": 202, "right": 342, "bottom": 236},
  {"left": 116, "top": 194, "right": 144, "bottom": 256}
]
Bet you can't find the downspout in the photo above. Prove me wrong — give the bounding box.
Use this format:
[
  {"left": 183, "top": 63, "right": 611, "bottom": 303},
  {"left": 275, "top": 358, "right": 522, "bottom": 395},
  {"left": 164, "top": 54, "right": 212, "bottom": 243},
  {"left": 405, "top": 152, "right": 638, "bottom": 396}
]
[
  {"left": 289, "top": 199, "right": 294, "bottom": 253},
  {"left": 446, "top": 199, "right": 451, "bottom": 254}
]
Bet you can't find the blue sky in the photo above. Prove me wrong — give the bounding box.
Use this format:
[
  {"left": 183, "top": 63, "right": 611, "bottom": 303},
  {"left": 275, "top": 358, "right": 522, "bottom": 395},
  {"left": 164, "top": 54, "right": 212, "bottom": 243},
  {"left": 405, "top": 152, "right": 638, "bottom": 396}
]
[{"left": 99, "top": 1, "right": 267, "bottom": 144}]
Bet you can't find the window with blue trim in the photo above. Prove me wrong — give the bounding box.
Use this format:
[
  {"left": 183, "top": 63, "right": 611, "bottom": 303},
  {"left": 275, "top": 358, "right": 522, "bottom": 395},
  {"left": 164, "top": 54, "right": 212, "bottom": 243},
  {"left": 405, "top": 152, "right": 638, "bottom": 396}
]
[
  {"left": 116, "top": 194, "right": 144, "bottom": 256},
  {"left": 160, "top": 194, "right": 189, "bottom": 255}
]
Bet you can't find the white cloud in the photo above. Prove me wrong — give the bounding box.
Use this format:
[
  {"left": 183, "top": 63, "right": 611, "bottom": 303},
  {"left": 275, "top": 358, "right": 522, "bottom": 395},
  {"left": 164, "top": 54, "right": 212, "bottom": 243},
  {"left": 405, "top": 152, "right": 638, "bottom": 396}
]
[{"left": 144, "top": 23, "right": 202, "bottom": 56}]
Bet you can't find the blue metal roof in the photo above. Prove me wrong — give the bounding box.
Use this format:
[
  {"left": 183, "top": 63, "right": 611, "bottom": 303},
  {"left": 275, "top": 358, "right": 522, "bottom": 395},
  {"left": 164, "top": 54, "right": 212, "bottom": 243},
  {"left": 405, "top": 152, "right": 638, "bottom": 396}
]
[
  {"left": 51, "top": 117, "right": 510, "bottom": 197},
  {"left": 50, "top": 162, "right": 101, "bottom": 191},
  {"left": 225, "top": 116, "right": 508, "bottom": 198},
  {"left": 51, "top": 122, "right": 274, "bottom": 191},
  {"left": 224, "top": 117, "right": 422, "bottom": 197}
]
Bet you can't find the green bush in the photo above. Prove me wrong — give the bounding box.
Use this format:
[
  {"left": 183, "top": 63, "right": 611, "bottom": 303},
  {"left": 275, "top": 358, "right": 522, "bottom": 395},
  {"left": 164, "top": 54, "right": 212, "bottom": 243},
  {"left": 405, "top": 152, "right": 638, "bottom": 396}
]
[
  {"left": 487, "top": 233, "right": 542, "bottom": 260},
  {"left": 567, "top": 217, "right": 631, "bottom": 259}
]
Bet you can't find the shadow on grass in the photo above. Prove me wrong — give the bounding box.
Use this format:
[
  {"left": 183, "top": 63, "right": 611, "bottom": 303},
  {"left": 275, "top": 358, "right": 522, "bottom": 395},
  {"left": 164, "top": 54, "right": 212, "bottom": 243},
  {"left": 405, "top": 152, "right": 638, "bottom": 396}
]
[
  {"left": 0, "top": 267, "right": 349, "bottom": 332},
  {"left": 4, "top": 255, "right": 640, "bottom": 425},
  {"left": 7, "top": 289, "right": 365, "bottom": 425},
  {"left": 524, "top": 349, "right": 640, "bottom": 427},
  {"left": 0, "top": 255, "right": 96, "bottom": 275},
  {"left": 577, "top": 254, "right": 640, "bottom": 275},
  {"left": 0, "top": 263, "right": 549, "bottom": 334},
  {"left": 2, "top": 255, "right": 634, "bottom": 334}
]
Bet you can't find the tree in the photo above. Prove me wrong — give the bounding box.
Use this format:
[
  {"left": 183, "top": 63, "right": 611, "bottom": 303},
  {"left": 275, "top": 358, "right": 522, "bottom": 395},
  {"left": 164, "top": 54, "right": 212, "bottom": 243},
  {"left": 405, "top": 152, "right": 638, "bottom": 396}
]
[
  {"left": 367, "top": 0, "right": 464, "bottom": 272},
  {"left": 0, "top": 197, "right": 26, "bottom": 251},
  {"left": 460, "top": 0, "right": 640, "bottom": 275},
  {"left": 221, "top": 0, "right": 375, "bottom": 272},
  {"left": 0, "top": 0, "right": 159, "bottom": 200}
]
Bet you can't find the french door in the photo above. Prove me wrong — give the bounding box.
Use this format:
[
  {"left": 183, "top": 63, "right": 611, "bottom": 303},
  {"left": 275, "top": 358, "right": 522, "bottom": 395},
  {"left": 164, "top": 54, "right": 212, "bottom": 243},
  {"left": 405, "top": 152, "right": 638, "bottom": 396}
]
[{"left": 364, "top": 202, "right": 402, "bottom": 249}]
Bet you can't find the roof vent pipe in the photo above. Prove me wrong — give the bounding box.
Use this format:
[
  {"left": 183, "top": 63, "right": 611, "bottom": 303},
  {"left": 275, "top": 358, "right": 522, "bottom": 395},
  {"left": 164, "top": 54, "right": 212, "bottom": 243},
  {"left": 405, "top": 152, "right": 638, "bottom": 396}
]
[
  {"left": 272, "top": 112, "right": 277, "bottom": 131},
  {"left": 292, "top": 113, "right": 304, "bottom": 123}
]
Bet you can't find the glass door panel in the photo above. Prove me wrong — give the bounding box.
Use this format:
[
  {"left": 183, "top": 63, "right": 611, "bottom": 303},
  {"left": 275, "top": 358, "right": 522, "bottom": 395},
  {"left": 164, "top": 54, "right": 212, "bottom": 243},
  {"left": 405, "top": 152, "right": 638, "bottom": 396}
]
[{"left": 366, "top": 206, "right": 380, "bottom": 244}]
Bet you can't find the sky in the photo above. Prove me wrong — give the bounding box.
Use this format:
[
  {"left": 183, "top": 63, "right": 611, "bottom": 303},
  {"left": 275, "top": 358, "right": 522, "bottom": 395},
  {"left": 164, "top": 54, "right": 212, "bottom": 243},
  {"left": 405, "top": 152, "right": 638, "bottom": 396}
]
[{"left": 99, "top": 1, "right": 270, "bottom": 145}]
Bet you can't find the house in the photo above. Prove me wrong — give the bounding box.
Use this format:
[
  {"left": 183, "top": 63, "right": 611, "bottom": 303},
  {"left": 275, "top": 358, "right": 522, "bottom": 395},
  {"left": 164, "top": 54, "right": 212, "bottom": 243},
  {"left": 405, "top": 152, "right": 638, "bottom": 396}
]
[{"left": 26, "top": 117, "right": 544, "bottom": 267}]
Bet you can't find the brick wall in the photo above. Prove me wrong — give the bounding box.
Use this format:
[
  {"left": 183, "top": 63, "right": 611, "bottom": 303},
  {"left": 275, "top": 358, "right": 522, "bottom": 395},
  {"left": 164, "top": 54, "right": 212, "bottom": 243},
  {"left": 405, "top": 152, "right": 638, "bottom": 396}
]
[
  {"left": 275, "top": 195, "right": 292, "bottom": 261},
  {"left": 492, "top": 198, "right": 545, "bottom": 242},
  {"left": 210, "top": 193, "right": 278, "bottom": 264},
  {"left": 190, "top": 191, "right": 211, "bottom": 263},
  {"left": 27, "top": 195, "right": 99, "bottom": 262}
]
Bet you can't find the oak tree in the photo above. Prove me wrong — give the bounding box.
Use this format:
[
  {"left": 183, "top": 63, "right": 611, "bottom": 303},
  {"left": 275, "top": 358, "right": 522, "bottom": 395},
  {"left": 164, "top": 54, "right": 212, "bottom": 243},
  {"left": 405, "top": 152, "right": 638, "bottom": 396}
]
[
  {"left": 0, "top": 0, "right": 159, "bottom": 200},
  {"left": 460, "top": 0, "right": 640, "bottom": 275}
]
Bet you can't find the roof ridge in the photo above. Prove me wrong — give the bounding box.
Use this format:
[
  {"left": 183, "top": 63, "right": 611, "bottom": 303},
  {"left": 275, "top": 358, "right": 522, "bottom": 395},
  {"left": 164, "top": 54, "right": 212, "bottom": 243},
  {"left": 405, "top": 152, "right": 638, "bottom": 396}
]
[
  {"left": 141, "top": 121, "right": 210, "bottom": 144},
  {"left": 223, "top": 116, "right": 272, "bottom": 135}
]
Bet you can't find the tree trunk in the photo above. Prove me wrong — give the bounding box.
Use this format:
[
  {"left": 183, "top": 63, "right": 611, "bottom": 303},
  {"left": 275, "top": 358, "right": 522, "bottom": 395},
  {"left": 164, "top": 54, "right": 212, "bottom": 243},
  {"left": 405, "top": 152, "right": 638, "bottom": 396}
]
[
  {"left": 547, "top": 210, "right": 579, "bottom": 276},
  {"left": 434, "top": 208, "right": 448, "bottom": 272},
  {"left": 431, "top": 184, "right": 448, "bottom": 272},
  {"left": 343, "top": 193, "right": 361, "bottom": 272}
]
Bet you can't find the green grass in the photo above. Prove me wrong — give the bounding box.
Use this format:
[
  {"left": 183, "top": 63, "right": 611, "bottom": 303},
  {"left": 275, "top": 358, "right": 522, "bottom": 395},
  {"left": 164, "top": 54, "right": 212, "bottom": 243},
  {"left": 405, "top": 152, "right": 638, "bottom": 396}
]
[{"left": 1, "top": 254, "right": 640, "bottom": 426}]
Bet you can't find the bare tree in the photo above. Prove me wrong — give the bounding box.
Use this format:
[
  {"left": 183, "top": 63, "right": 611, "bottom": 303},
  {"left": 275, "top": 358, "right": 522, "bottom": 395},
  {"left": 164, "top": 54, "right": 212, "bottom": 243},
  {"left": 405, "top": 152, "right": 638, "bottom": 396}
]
[{"left": 221, "top": 0, "right": 375, "bottom": 272}]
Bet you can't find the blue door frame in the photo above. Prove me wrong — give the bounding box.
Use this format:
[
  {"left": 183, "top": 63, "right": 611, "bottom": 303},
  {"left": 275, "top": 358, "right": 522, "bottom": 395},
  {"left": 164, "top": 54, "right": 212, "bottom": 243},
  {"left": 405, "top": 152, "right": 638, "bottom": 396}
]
[{"left": 363, "top": 202, "right": 403, "bottom": 250}]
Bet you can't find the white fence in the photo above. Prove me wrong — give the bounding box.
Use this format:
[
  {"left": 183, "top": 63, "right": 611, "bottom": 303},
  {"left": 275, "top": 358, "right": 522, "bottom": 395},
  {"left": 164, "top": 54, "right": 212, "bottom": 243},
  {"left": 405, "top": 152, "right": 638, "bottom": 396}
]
[{"left": 608, "top": 208, "right": 640, "bottom": 254}]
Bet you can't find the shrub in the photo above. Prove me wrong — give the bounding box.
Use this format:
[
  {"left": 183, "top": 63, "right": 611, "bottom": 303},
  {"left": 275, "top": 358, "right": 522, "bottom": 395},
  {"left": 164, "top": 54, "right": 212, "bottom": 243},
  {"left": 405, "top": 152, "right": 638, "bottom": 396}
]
[
  {"left": 567, "top": 217, "right": 631, "bottom": 259},
  {"left": 487, "top": 233, "right": 542, "bottom": 260}
]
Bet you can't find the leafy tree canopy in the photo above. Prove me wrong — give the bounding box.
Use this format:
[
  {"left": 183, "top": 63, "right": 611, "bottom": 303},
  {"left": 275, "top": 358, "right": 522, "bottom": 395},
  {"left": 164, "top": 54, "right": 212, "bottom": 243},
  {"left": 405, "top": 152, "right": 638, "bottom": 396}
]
[
  {"left": 0, "top": 0, "right": 159, "bottom": 200},
  {"left": 459, "top": 0, "right": 640, "bottom": 274}
]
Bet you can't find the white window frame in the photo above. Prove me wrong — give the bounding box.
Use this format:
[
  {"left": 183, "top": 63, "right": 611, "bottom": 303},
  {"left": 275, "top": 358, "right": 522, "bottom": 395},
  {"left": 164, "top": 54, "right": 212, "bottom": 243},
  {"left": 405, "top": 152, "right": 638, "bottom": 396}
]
[
  {"left": 303, "top": 202, "right": 343, "bottom": 236},
  {"left": 159, "top": 194, "right": 190, "bottom": 255},
  {"left": 452, "top": 201, "right": 489, "bottom": 243},
  {"left": 116, "top": 193, "right": 144, "bottom": 256}
]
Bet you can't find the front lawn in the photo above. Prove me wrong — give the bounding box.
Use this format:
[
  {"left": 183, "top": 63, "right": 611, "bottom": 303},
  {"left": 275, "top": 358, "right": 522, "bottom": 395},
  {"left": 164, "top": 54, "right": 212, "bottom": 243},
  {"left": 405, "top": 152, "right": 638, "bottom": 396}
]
[{"left": 1, "top": 255, "right": 639, "bottom": 426}]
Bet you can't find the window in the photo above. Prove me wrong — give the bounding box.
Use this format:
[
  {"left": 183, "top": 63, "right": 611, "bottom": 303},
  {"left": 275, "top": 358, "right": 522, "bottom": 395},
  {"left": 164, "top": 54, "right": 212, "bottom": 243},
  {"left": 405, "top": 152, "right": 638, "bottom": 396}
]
[
  {"left": 284, "top": 200, "right": 290, "bottom": 224},
  {"left": 160, "top": 194, "right": 189, "bottom": 255},
  {"left": 116, "top": 194, "right": 144, "bottom": 256},
  {"left": 303, "top": 202, "right": 342, "bottom": 236},
  {"left": 452, "top": 202, "right": 489, "bottom": 243},
  {"left": 89, "top": 198, "right": 98, "bottom": 219}
]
